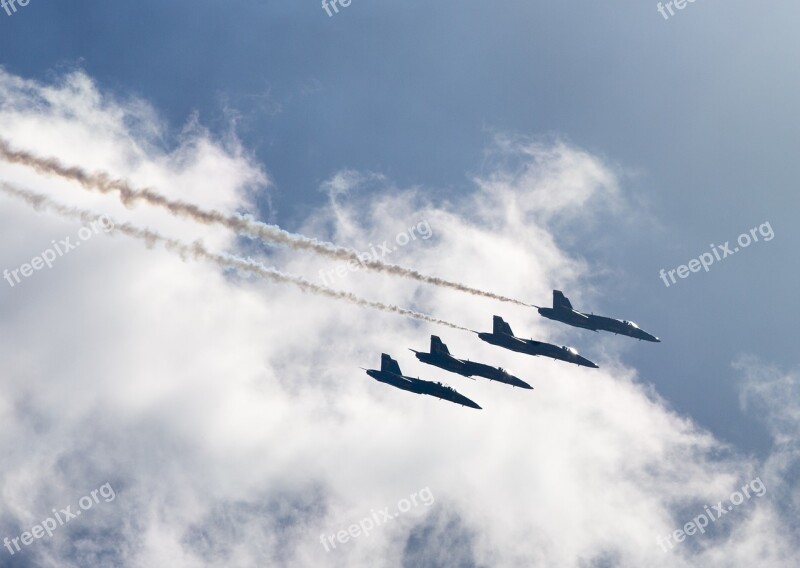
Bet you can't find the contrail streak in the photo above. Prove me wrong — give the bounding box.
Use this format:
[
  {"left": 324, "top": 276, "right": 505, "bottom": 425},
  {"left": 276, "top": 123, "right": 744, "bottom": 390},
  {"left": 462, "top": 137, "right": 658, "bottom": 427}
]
[
  {"left": 0, "top": 183, "right": 471, "bottom": 332},
  {"left": 0, "top": 139, "right": 529, "bottom": 306}
]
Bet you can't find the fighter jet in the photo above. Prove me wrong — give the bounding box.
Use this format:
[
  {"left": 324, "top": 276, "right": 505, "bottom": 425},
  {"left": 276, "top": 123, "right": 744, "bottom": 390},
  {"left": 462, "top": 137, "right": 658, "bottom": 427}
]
[
  {"left": 364, "top": 353, "right": 482, "bottom": 409},
  {"left": 477, "top": 316, "right": 599, "bottom": 368},
  {"left": 535, "top": 290, "right": 661, "bottom": 342},
  {"left": 410, "top": 335, "right": 533, "bottom": 389}
]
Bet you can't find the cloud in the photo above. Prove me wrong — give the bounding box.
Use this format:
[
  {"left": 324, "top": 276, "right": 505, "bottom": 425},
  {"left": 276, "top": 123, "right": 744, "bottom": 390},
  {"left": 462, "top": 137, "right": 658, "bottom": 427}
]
[{"left": 0, "top": 68, "right": 797, "bottom": 567}]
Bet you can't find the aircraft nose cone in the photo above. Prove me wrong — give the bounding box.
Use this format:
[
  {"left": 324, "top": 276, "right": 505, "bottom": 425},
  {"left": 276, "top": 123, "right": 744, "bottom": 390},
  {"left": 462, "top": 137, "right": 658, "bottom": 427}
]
[{"left": 511, "top": 377, "right": 534, "bottom": 389}]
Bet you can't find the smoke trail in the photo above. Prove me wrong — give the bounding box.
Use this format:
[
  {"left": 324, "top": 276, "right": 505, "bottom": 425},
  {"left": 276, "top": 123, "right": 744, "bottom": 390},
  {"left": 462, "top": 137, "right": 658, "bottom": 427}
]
[
  {"left": 0, "top": 139, "right": 529, "bottom": 306},
  {"left": 0, "top": 182, "right": 471, "bottom": 332}
]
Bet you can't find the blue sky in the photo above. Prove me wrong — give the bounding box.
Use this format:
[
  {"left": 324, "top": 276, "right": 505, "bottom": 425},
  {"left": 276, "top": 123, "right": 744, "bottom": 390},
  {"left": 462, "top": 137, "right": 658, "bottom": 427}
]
[{"left": 1, "top": 1, "right": 799, "bottom": 566}]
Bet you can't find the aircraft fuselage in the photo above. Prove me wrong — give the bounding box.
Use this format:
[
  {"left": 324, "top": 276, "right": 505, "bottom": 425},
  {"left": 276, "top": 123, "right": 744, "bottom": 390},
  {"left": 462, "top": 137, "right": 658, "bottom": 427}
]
[
  {"left": 413, "top": 350, "right": 533, "bottom": 389},
  {"left": 414, "top": 351, "right": 472, "bottom": 377},
  {"left": 538, "top": 307, "right": 660, "bottom": 342},
  {"left": 477, "top": 332, "right": 598, "bottom": 368},
  {"left": 366, "top": 369, "right": 482, "bottom": 409}
]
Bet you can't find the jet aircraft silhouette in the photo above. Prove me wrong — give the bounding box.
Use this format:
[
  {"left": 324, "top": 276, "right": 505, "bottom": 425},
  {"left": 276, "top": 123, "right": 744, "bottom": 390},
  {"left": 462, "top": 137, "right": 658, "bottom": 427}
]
[
  {"left": 477, "top": 316, "right": 599, "bottom": 368},
  {"left": 535, "top": 290, "right": 660, "bottom": 342},
  {"left": 365, "top": 353, "right": 482, "bottom": 409},
  {"left": 411, "top": 335, "right": 533, "bottom": 389}
]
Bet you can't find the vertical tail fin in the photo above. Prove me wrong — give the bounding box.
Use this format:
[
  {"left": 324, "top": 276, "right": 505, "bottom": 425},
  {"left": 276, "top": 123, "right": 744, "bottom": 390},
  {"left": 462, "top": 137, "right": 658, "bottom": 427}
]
[
  {"left": 493, "top": 316, "right": 514, "bottom": 336},
  {"left": 380, "top": 353, "right": 403, "bottom": 375},
  {"left": 553, "top": 290, "right": 573, "bottom": 310},
  {"left": 430, "top": 335, "right": 450, "bottom": 355}
]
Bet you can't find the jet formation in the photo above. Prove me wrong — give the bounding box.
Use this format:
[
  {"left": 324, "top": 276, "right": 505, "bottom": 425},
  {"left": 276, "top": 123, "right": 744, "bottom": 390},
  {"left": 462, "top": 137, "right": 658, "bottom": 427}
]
[{"left": 364, "top": 290, "right": 660, "bottom": 410}]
